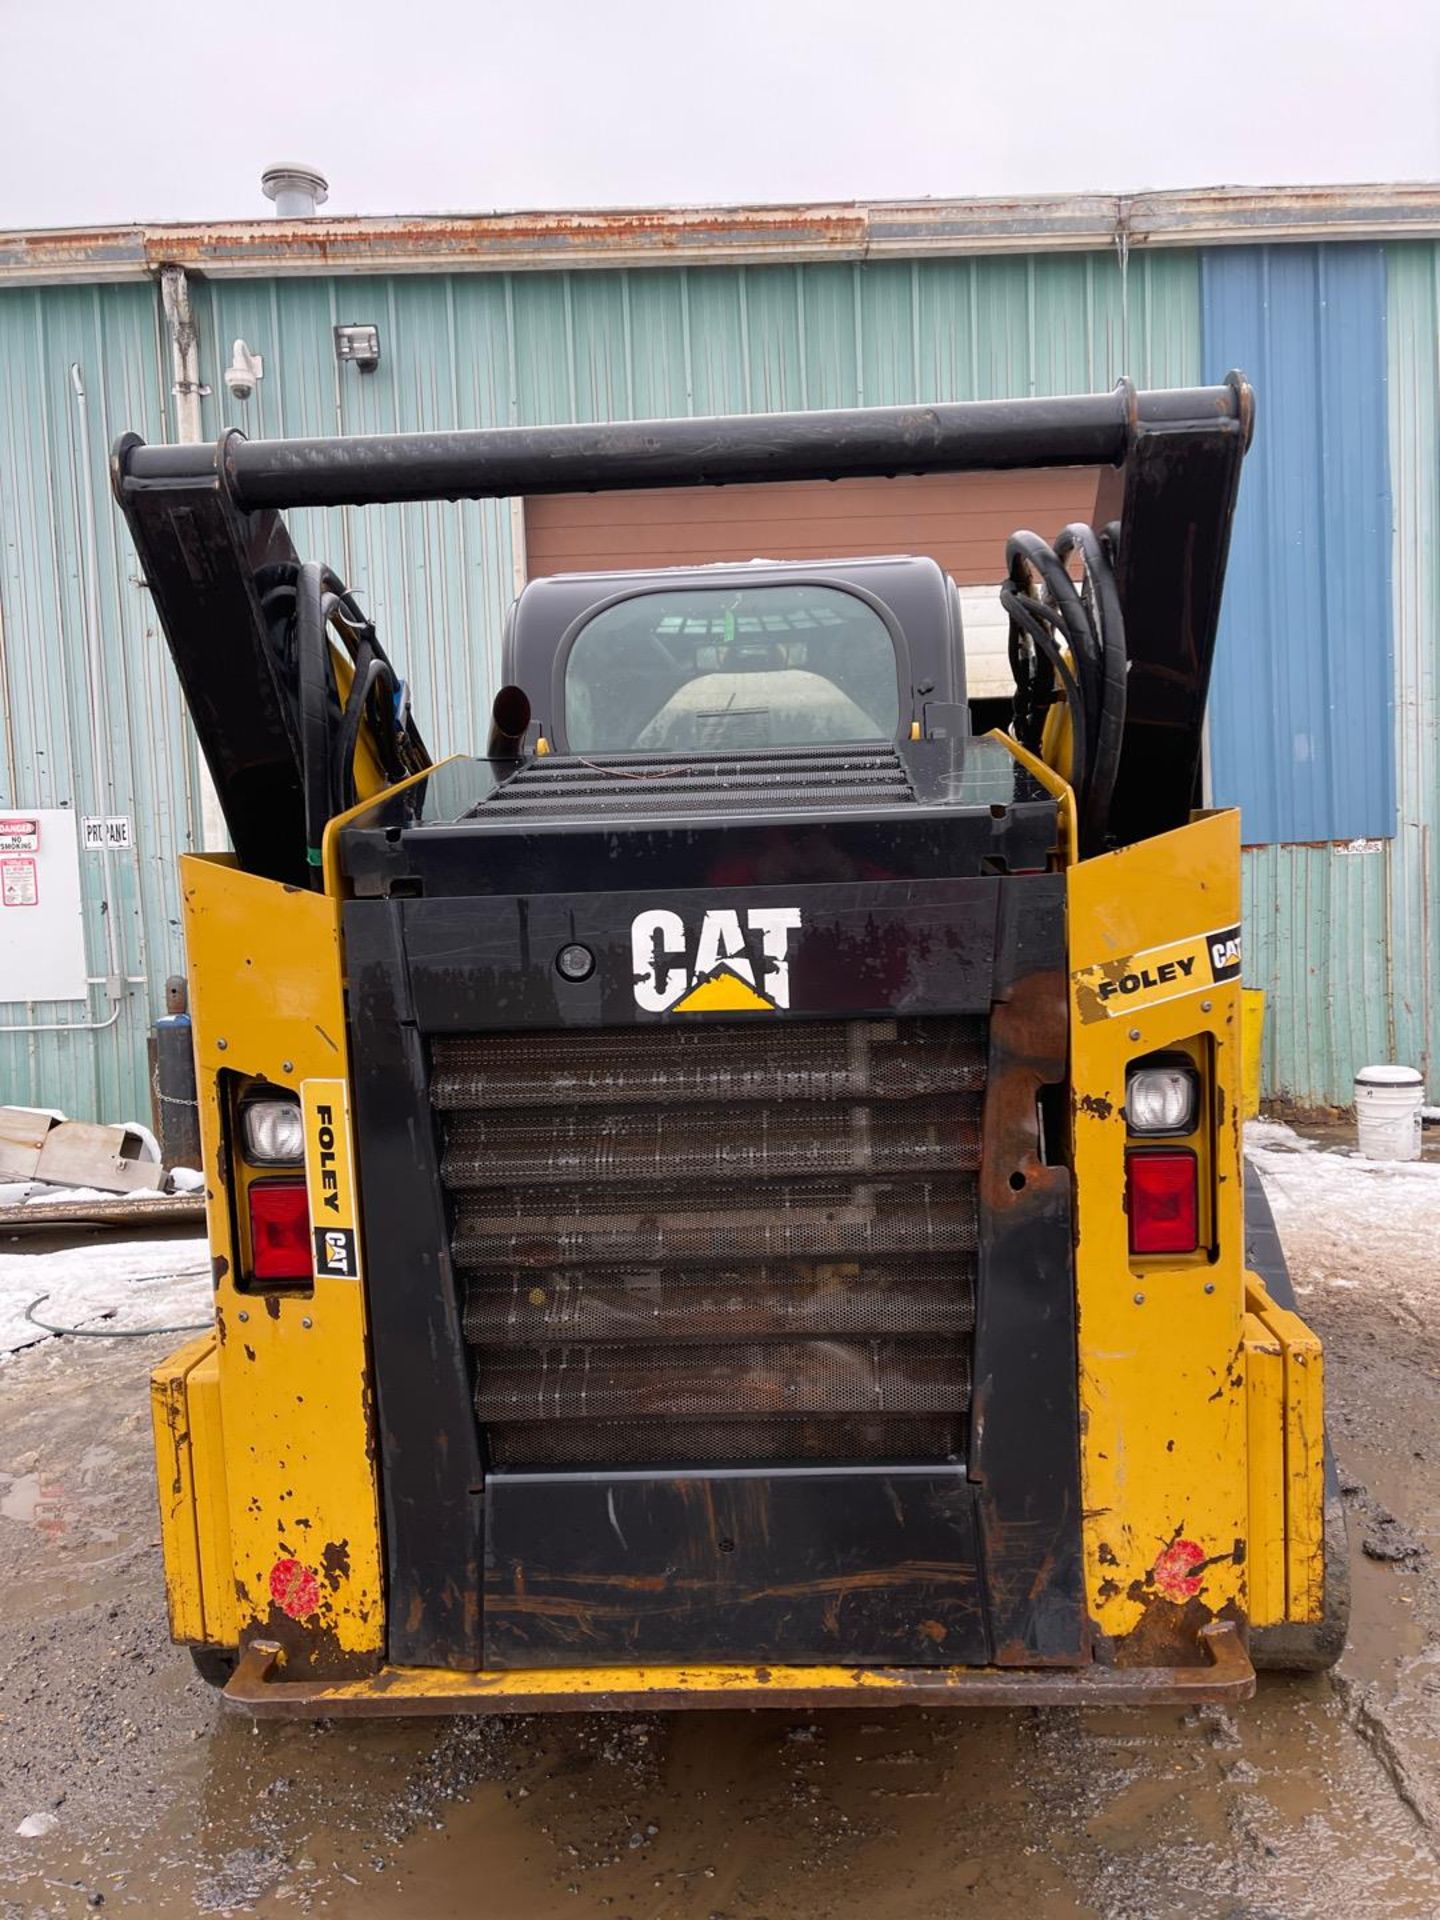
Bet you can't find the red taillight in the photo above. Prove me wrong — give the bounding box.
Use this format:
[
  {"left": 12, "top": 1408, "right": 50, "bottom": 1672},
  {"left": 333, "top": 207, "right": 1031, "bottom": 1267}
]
[
  {"left": 1126, "top": 1149, "right": 1199, "bottom": 1255},
  {"left": 249, "top": 1179, "right": 312, "bottom": 1282}
]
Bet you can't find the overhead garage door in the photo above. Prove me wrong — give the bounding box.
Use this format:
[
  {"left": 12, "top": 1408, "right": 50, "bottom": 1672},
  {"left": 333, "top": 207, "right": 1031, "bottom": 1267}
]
[{"left": 523, "top": 468, "right": 1103, "bottom": 699}]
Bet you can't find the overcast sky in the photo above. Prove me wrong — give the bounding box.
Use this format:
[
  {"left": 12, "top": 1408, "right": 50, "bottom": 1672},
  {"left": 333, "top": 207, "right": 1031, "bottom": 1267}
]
[{"left": 1, "top": 0, "right": 1436, "bottom": 228}]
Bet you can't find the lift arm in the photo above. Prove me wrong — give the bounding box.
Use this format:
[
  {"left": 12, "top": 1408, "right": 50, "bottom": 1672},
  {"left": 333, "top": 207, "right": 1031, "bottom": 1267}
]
[{"left": 113, "top": 378, "right": 1251, "bottom": 879}]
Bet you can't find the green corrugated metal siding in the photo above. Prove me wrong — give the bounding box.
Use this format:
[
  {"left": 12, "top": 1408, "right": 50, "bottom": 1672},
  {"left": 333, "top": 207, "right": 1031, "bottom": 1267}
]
[
  {"left": 1383, "top": 244, "right": 1439, "bottom": 1096},
  {"left": 0, "top": 283, "right": 203, "bottom": 1124},
  {"left": 188, "top": 275, "right": 517, "bottom": 765},
  {"left": 194, "top": 251, "right": 1199, "bottom": 761},
  {"left": 1241, "top": 843, "right": 1394, "bottom": 1105},
  {"left": 0, "top": 250, "right": 1200, "bottom": 1119},
  {"left": 29, "top": 242, "right": 1437, "bottom": 1118}
]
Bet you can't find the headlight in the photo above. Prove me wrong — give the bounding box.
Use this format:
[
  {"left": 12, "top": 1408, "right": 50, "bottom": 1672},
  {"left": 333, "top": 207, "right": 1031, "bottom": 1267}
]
[
  {"left": 1126, "top": 1064, "right": 1199, "bottom": 1136},
  {"left": 242, "top": 1097, "right": 304, "bottom": 1164}
]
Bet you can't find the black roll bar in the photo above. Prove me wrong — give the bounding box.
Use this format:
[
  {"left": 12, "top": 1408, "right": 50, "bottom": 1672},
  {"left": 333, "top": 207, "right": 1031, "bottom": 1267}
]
[{"left": 116, "top": 381, "right": 1250, "bottom": 512}]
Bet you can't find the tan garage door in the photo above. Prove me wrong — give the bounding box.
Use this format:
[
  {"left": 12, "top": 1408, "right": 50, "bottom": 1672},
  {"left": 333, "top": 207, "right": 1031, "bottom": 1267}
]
[
  {"left": 522, "top": 468, "right": 1103, "bottom": 585},
  {"left": 522, "top": 468, "right": 1103, "bottom": 699}
]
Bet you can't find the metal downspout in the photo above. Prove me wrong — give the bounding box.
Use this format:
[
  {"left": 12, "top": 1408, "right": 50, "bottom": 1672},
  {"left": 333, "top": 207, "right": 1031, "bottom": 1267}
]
[
  {"left": 1114, "top": 196, "right": 1132, "bottom": 372},
  {"left": 69, "top": 362, "right": 126, "bottom": 1012},
  {"left": 160, "top": 263, "right": 227, "bottom": 854}
]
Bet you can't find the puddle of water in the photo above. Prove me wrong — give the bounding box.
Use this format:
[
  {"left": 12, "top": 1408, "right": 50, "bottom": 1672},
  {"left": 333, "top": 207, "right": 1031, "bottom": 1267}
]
[
  {"left": 8, "top": 1647, "right": 1440, "bottom": 1919},
  {"left": 8, "top": 1207, "right": 1440, "bottom": 1920}
]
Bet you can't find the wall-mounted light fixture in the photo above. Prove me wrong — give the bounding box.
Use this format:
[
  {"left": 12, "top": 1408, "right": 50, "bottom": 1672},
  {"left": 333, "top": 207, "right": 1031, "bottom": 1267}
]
[{"left": 334, "top": 324, "right": 381, "bottom": 372}]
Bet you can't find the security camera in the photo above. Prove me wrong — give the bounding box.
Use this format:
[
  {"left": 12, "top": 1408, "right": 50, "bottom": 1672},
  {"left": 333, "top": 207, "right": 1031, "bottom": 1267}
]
[{"left": 223, "top": 339, "right": 264, "bottom": 404}]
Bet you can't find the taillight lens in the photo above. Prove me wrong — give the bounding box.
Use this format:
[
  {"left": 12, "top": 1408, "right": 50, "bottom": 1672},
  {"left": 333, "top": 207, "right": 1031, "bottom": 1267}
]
[
  {"left": 249, "top": 1179, "right": 312, "bottom": 1282},
  {"left": 1126, "top": 1149, "right": 1199, "bottom": 1255}
]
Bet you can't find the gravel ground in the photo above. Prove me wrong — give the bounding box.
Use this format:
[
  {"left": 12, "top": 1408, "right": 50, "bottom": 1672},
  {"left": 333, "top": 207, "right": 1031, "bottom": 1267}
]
[{"left": 2, "top": 1134, "right": 1439, "bottom": 1918}]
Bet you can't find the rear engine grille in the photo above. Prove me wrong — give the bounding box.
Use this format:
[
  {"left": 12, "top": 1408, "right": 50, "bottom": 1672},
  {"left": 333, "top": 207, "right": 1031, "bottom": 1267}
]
[
  {"left": 442, "top": 1098, "right": 978, "bottom": 1187},
  {"left": 433, "top": 1020, "right": 984, "bottom": 1108},
  {"left": 472, "top": 746, "right": 917, "bottom": 819},
  {"left": 474, "top": 1337, "right": 969, "bottom": 1421},
  {"left": 433, "top": 1017, "right": 983, "bottom": 1467},
  {"left": 461, "top": 1256, "right": 975, "bottom": 1345}
]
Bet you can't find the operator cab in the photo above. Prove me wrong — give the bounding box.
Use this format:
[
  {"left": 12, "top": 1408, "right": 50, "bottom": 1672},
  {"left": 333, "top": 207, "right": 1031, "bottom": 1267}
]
[
  {"left": 338, "top": 554, "right": 1056, "bottom": 906},
  {"left": 501, "top": 556, "right": 968, "bottom": 755}
]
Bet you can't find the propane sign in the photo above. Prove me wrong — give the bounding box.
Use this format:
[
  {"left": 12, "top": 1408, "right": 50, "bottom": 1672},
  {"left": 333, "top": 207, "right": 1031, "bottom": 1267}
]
[{"left": 82, "top": 815, "right": 133, "bottom": 850}]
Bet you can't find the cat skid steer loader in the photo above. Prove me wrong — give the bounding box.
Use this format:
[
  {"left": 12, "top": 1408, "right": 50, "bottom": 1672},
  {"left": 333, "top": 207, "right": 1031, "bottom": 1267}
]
[{"left": 114, "top": 377, "right": 1344, "bottom": 1715}]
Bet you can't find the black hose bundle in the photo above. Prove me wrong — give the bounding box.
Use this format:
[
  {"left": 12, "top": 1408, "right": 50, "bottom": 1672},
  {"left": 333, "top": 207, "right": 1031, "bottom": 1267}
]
[
  {"left": 255, "top": 561, "right": 429, "bottom": 883},
  {"left": 1002, "top": 520, "right": 1126, "bottom": 855}
]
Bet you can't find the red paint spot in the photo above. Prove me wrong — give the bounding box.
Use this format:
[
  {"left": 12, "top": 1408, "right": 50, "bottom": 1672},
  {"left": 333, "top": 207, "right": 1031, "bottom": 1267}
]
[
  {"left": 1153, "top": 1538, "right": 1206, "bottom": 1601},
  {"left": 269, "top": 1557, "right": 321, "bottom": 1619}
]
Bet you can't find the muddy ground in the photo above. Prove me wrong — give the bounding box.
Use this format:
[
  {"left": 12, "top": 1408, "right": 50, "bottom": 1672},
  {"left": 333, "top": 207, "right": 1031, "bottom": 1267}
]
[{"left": 2, "top": 1139, "right": 1439, "bottom": 1920}]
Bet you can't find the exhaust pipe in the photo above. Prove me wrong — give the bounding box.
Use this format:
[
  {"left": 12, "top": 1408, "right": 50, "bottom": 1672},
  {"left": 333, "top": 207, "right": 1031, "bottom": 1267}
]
[{"left": 487, "top": 684, "right": 532, "bottom": 760}]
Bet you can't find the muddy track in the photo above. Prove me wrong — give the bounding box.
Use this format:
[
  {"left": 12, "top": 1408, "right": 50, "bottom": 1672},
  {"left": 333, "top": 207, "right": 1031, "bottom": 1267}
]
[{"left": 2, "top": 1139, "right": 1439, "bottom": 1919}]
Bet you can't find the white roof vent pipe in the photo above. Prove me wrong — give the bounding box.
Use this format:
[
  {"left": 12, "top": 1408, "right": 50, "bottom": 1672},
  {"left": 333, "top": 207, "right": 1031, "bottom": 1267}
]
[{"left": 261, "top": 164, "right": 329, "bottom": 218}]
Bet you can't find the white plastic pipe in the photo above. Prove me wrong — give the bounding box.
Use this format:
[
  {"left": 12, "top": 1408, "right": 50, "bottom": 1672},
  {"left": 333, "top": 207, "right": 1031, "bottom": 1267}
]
[
  {"left": 159, "top": 266, "right": 227, "bottom": 855},
  {"left": 72, "top": 362, "right": 125, "bottom": 1016}
]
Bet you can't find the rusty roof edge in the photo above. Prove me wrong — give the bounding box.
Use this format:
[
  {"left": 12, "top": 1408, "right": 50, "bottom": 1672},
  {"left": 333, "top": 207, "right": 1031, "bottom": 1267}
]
[{"left": 2, "top": 183, "right": 1438, "bottom": 286}]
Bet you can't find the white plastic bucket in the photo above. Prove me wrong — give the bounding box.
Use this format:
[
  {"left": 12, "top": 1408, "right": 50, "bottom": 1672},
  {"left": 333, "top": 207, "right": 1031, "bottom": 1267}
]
[{"left": 1355, "top": 1064, "right": 1424, "bottom": 1162}]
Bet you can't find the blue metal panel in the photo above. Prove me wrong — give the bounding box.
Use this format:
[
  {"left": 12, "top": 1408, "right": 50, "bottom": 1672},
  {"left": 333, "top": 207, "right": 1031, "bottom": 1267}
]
[{"left": 1202, "top": 245, "right": 1394, "bottom": 844}]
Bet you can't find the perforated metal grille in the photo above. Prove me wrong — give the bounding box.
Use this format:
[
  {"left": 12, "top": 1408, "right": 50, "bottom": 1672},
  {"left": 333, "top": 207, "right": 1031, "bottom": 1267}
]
[
  {"left": 443, "top": 1097, "right": 979, "bottom": 1188},
  {"left": 432, "top": 1017, "right": 983, "bottom": 1468},
  {"left": 473, "top": 747, "right": 918, "bottom": 820},
  {"left": 451, "top": 1179, "right": 977, "bottom": 1268},
  {"left": 475, "top": 1337, "right": 969, "bottom": 1422},
  {"left": 433, "top": 1019, "right": 985, "bottom": 1110},
  {"left": 462, "top": 1256, "right": 975, "bottom": 1346}
]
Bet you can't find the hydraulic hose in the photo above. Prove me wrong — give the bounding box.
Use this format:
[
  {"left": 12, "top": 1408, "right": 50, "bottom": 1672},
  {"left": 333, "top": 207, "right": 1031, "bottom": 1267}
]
[
  {"left": 1004, "top": 521, "right": 1128, "bottom": 856},
  {"left": 1007, "top": 531, "right": 1102, "bottom": 703},
  {"left": 295, "top": 563, "right": 337, "bottom": 877},
  {"left": 1002, "top": 583, "right": 1088, "bottom": 804},
  {"left": 1055, "top": 523, "right": 1127, "bottom": 852},
  {"left": 334, "top": 654, "right": 400, "bottom": 814},
  {"left": 257, "top": 559, "right": 429, "bottom": 883}
]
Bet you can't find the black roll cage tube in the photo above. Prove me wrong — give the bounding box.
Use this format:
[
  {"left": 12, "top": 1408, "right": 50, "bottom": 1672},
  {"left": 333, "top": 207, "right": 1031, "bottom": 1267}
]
[{"left": 118, "top": 379, "right": 1249, "bottom": 511}]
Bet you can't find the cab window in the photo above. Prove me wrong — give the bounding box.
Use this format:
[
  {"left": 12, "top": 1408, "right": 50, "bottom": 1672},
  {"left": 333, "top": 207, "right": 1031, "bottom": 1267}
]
[{"left": 564, "top": 584, "right": 901, "bottom": 753}]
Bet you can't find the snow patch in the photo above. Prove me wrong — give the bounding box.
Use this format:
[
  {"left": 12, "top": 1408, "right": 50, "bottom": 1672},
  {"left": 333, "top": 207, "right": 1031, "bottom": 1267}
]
[
  {"left": 0, "top": 1238, "right": 212, "bottom": 1358},
  {"left": 1245, "top": 1120, "right": 1318, "bottom": 1154},
  {"left": 1246, "top": 1122, "right": 1440, "bottom": 1281}
]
